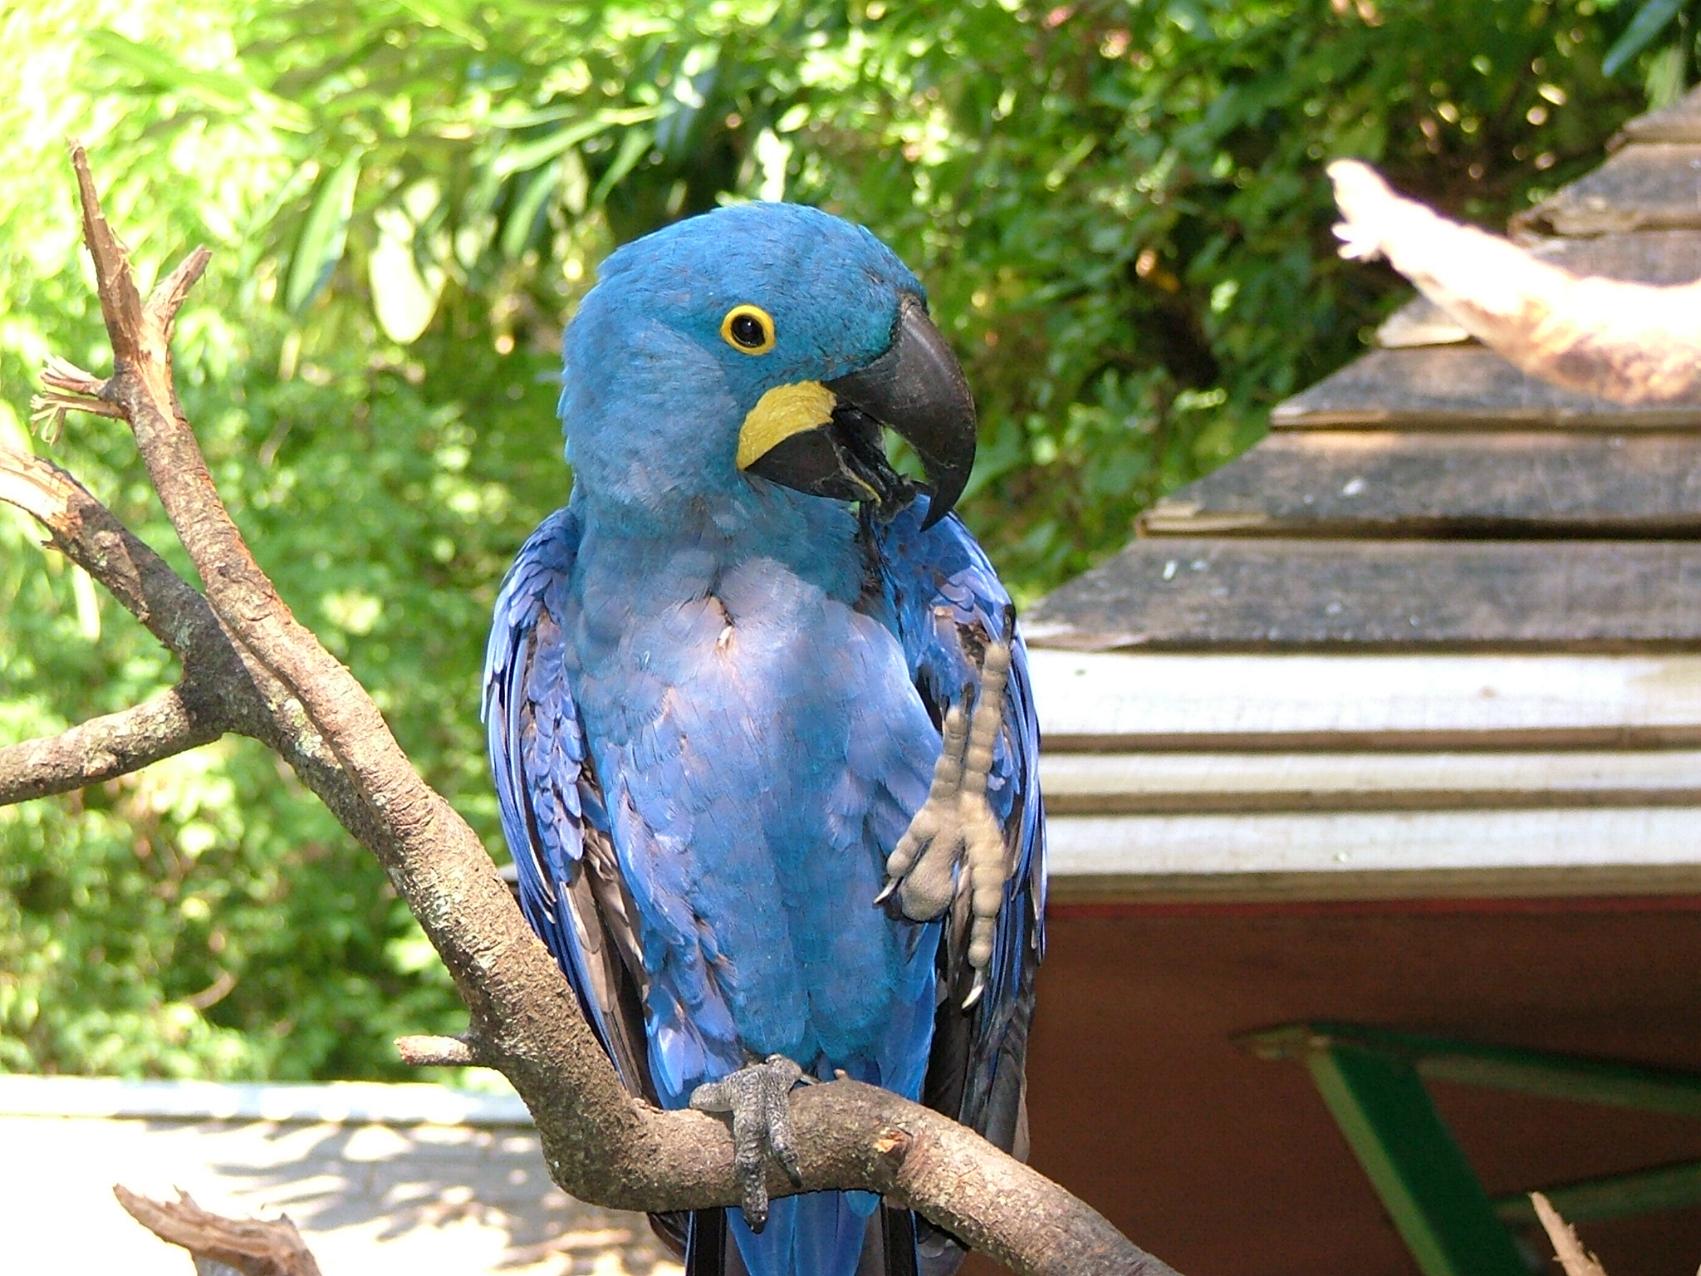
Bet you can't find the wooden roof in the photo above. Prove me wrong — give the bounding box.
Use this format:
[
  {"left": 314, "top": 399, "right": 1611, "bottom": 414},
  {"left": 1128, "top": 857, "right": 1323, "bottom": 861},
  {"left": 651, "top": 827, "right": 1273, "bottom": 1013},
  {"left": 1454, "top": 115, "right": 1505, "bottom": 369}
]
[
  {"left": 1029, "top": 92, "right": 1701, "bottom": 656},
  {"left": 1021, "top": 104, "right": 1701, "bottom": 1272},
  {"left": 1028, "top": 89, "right": 1701, "bottom": 904}
]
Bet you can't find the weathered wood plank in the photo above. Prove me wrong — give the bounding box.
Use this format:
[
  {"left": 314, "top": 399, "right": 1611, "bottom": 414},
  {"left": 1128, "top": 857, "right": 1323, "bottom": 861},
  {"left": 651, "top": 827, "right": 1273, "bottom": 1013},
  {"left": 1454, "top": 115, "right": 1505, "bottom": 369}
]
[
  {"left": 1042, "top": 749, "right": 1701, "bottom": 814},
  {"left": 1511, "top": 143, "right": 1701, "bottom": 237},
  {"left": 1027, "top": 650, "right": 1701, "bottom": 749},
  {"left": 1137, "top": 431, "right": 1701, "bottom": 538},
  {"left": 1375, "top": 298, "right": 1475, "bottom": 349},
  {"left": 1024, "top": 538, "right": 1701, "bottom": 651},
  {"left": 1375, "top": 230, "right": 1701, "bottom": 348},
  {"left": 1047, "top": 807, "right": 1701, "bottom": 902},
  {"left": 1617, "top": 87, "right": 1701, "bottom": 145},
  {"left": 1271, "top": 346, "right": 1701, "bottom": 429}
]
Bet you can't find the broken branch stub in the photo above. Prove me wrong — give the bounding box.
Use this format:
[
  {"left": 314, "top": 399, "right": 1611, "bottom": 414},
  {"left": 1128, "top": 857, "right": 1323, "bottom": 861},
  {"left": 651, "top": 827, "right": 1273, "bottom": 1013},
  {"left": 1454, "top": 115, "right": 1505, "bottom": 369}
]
[{"left": 1328, "top": 158, "right": 1701, "bottom": 406}]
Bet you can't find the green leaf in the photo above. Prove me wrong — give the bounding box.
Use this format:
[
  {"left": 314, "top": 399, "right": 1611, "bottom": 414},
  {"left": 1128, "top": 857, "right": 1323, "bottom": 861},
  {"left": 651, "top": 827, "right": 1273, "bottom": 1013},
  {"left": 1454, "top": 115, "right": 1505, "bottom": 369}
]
[
  {"left": 284, "top": 153, "right": 364, "bottom": 314},
  {"left": 491, "top": 109, "right": 658, "bottom": 178},
  {"left": 499, "top": 165, "right": 561, "bottom": 258},
  {"left": 589, "top": 128, "right": 653, "bottom": 208},
  {"left": 86, "top": 30, "right": 310, "bottom": 131},
  {"left": 369, "top": 203, "right": 446, "bottom": 343},
  {"left": 1603, "top": 0, "right": 1684, "bottom": 76},
  {"left": 391, "top": 0, "right": 488, "bottom": 49}
]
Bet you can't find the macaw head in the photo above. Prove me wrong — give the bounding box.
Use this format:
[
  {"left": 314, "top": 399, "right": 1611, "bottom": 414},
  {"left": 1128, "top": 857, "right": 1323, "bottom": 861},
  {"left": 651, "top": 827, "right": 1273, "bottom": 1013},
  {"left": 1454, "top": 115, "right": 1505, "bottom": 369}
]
[{"left": 558, "top": 202, "right": 974, "bottom": 530}]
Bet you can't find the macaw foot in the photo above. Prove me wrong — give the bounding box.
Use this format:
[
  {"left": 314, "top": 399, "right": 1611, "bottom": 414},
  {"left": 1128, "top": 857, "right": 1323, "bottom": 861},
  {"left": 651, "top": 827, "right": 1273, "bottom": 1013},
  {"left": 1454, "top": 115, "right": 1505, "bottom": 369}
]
[
  {"left": 876, "top": 637, "right": 1012, "bottom": 1008},
  {"left": 689, "top": 1054, "right": 808, "bottom": 1230}
]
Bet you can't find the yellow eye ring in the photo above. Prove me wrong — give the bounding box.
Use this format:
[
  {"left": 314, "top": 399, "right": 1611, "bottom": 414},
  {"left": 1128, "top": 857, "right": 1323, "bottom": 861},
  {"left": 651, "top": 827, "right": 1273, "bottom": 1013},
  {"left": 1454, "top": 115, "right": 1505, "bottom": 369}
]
[{"left": 721, "top": 304, "right": 776, "bottom": 355}]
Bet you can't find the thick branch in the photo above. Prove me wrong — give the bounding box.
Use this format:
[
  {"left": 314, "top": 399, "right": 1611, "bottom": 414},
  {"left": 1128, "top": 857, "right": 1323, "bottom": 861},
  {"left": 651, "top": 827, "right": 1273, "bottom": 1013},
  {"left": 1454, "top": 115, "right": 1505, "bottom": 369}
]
[
  {"left": 0, "top": 684, "right": 224, "bottom": 803},
  {"left": 1329, "top": 159, "right": 1701, "bottom": 405},
  {"left": 114, "top": 1186, "right": 323, "bottom": 1276},
  {"left": 10, "top": 143, "right": 1173, "bottom": 1276},
  {"left": 390, "top": 1032, "right": 1164, "bottom": 1274},
  {"left": 788, "top": 1080, "right": 1170, "bottom": 1273},
  {"left": 57, "top": 153, "right": 656, "bottom": 1222},
  {"left": 67, "top": 148, "right": 430, "bottom": 814}
]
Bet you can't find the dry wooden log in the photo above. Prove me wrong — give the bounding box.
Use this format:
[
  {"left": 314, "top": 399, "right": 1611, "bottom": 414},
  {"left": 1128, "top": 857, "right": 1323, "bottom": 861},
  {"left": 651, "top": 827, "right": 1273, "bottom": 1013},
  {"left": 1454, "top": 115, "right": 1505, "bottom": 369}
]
[
  {"left": 113, "top": 1187, "right": 323, "bottom": 1276},
  {"left": 1329, "top": 159, "right": 1701, "bottom": 407}
]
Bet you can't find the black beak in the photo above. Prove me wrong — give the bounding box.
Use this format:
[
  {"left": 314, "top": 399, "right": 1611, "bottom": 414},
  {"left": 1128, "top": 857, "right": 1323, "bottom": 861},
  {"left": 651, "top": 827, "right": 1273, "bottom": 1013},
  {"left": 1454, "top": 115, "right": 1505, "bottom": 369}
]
[
  {"left": 741, "top": 296, "right": 977, "bottom": 528},
  {"left": 825, "top": 294, "right": 977, "bottom": 528}
]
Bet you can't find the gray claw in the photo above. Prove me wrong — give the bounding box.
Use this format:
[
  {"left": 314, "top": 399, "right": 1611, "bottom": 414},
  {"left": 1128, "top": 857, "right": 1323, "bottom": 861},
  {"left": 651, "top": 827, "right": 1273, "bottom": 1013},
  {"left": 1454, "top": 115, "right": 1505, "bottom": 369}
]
[
  {"left": 689, "top": 1054, "right": 807, "bottom": 1229},
  {"left": 879, "top": 639, "right": 1015, "bottom": 1009}
]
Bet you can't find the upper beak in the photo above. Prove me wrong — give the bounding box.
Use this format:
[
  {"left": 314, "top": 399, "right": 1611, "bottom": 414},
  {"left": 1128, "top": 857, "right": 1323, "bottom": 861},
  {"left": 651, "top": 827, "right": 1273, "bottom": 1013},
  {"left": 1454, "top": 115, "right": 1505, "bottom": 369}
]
[{"left": 824, "top": 295, "right": 977, "bottom": 528}]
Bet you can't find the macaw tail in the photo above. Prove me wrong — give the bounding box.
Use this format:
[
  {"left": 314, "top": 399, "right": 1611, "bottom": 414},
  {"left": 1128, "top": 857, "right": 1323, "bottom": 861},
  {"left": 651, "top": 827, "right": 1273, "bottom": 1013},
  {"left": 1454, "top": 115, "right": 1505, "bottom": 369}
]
[{"left": 685, "top": 1196, "right": 924, "bottom": 1276}]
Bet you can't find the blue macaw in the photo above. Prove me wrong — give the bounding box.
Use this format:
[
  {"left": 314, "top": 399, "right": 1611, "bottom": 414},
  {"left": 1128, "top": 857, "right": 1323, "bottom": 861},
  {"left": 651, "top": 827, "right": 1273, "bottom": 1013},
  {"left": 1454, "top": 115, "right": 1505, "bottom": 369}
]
[{"left": 484, "top": 203, "right": 1045, "bottom": 1276}]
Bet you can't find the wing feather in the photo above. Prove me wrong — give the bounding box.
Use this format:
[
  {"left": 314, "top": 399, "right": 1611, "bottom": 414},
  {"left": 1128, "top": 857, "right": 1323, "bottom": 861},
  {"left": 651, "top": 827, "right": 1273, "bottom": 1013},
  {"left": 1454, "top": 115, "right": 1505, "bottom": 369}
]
[
  {"left": 866, "top": 497, "right": 1047, "bottom": 1155},
  {"left": 868, "top": 497, "right": 1046, "bottom": 1275},
  {"left": 483, "top": 507, "right": 655, "bottom": 1102}
]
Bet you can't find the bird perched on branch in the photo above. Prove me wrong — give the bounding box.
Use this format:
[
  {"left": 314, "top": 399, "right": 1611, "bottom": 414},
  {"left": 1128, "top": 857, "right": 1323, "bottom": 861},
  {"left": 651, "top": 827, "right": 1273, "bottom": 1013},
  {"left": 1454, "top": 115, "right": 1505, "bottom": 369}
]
[{"left": 484, "top": 203, "right": 1045, "bottom": 1276}]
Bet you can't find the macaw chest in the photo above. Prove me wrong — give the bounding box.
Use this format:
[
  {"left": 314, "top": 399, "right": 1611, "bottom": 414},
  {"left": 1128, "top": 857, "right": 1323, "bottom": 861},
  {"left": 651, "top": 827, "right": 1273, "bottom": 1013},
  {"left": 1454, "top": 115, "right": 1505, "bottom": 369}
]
[
  {"left": 580, "top": 579, "right": 935, "bottom": 851},
  {"left": 568, "top": 566, "right": 941, "bottom": 1066}
]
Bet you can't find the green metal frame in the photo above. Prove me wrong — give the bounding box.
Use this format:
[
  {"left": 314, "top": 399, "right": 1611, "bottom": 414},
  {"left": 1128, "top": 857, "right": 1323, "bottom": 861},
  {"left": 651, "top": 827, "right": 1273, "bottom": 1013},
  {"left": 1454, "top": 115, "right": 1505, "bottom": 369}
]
[{"left": 1239, "top": 1022, "right": 1701, "bottom": 1276}]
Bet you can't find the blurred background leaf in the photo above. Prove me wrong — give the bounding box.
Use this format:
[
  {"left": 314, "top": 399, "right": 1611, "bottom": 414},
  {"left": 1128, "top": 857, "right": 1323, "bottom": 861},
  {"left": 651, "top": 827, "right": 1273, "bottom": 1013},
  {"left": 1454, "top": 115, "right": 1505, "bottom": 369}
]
[
  {"left": 1603, "top": 0, "right": 1701, "bottom": 101},
  {"left": 0, "top": 0, "right": 1671, "bottom": 1078}
]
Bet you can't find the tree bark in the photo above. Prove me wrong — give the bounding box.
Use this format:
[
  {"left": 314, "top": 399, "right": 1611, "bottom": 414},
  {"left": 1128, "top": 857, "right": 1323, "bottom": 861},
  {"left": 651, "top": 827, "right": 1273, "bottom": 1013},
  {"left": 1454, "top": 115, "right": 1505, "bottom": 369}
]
[
  {"left": 113, "top": 1187, "right": 324, "bottom": 1276},
  {"left": 1530, "top": 1193, "right": 1611, "bottom": 1276},
  {"left": 0, "top": 684, "right": 224, "bottom": 804},
  {"left": 1327, "top": 159, "right": 1701, "bottom": 406}
]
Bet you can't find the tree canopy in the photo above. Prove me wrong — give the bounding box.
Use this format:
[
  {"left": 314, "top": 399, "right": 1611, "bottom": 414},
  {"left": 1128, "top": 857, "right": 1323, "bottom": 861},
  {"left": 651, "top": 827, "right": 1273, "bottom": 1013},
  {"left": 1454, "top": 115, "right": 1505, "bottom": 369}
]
[{"left": 0, "top": 0, "right": 1668, "bottom": 1079}]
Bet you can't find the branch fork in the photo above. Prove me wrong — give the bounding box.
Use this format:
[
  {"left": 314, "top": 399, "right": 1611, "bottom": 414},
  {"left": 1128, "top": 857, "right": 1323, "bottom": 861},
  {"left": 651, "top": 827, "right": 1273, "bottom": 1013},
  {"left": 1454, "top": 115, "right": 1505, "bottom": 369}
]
[{"left": 114, "top": 1187, "right": 323, "bottom": 1276}]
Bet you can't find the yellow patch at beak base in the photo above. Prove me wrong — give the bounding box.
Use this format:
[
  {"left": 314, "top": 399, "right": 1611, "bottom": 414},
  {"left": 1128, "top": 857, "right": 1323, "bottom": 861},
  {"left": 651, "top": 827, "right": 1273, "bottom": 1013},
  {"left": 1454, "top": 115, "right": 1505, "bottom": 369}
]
[{"left": 735, "top": 381, "right": 838, "bottom": 470}]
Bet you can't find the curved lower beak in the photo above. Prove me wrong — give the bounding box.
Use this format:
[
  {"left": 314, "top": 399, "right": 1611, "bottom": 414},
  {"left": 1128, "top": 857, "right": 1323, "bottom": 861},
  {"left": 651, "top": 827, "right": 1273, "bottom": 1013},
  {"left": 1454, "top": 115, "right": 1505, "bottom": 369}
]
[
  {"left": 738, "top": 296, "right": 977, "bottom": 528},
  {"left": 824, "top": 295, "right": 977, "bottom": 528}
]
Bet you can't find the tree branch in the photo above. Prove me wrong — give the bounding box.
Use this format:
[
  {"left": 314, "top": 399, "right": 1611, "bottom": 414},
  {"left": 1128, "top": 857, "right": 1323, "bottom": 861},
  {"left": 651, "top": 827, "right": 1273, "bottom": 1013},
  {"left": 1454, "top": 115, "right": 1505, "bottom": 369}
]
[
  {"left": 1328, "top": 158, "right": 1701, "bottom": 405},
  {"left": 1530, "top": 1192, "right": 1610, "bottom": 1276},
  {"left": 395, "top": 1032, "right": 491, "bottom": 1067},
  {"left": 114, "top": 1186, "right": 324, "bottom": 1276},
  {"left": 0, "top": 448, "right": 221, "bottom": 665},
  {"left": 0, "top": 446, "right": 344, "bottom": 799},
  {"left": 0, "top": 684, "right": 224, "bottom": 804},
  {"left": 0, "top": 142, "right": 1176, "bottom": 1276}
]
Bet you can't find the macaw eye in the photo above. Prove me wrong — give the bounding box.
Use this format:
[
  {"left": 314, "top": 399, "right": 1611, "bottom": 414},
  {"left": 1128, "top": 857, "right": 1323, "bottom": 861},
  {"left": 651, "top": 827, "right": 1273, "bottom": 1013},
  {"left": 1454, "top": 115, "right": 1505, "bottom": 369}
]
[{"left": 721, "top": 304, "right": 775, "bottom": 355}]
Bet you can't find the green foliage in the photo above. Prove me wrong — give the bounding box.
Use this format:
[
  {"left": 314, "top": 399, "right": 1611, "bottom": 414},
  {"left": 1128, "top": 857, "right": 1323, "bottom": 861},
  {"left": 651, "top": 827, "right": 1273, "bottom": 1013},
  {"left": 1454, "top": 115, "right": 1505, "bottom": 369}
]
[
  {"left": 1601, "top": 0, "right": 1701, "bottom": 100},
  {"left": 1604, "top": 0, "right": 1686, "bottom": 75},
  {"left": 1, "top": 0, "right": 1646, "bottom": 1078}
]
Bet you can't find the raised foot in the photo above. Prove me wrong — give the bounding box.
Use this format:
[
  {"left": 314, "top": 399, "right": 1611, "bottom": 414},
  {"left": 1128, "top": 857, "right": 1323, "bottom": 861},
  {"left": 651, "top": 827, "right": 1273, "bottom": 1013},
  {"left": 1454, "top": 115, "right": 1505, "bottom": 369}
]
[
  {"left": 876, "top": 638, "right": 1012, "bottom": 1008},
  {"left": 689, "top": 1054, "right": 808, "bottom": 1229}
]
